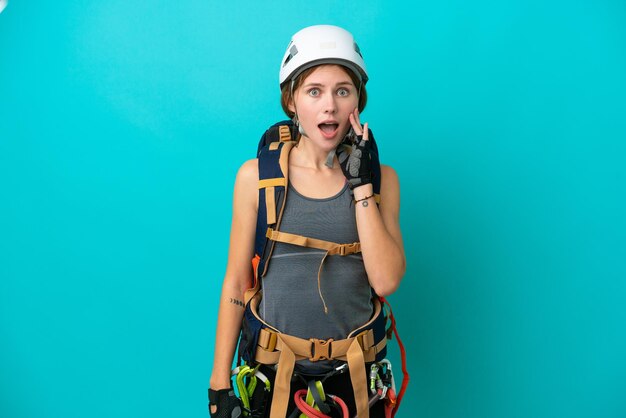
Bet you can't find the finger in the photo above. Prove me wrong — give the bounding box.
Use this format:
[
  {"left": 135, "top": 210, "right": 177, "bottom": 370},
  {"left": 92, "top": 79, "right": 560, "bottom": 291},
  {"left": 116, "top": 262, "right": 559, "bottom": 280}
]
[
  {"left": 361, "top": 122, "right": 369, "bottom": 142},
  {"left": 353, "top": 107, "right": 362, "bottom": 128},
  {"left": 349, "top": 113, "right": 363, "bottom": 136},
  {"left": 354, "top": 109, "right": 367, "bottom": 140},
  {"left": 349, "top": 112, "right": 361, "bottom": 134}
]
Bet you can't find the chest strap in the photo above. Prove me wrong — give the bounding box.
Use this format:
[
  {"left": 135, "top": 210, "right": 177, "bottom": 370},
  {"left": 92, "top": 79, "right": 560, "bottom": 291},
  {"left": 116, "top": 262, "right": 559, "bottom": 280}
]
[
  {"left": 266, "top": 228, "right": 361, "bottom": 255},
  {"left": 266, "top": 227, "right": 361, "bottom": 313}
]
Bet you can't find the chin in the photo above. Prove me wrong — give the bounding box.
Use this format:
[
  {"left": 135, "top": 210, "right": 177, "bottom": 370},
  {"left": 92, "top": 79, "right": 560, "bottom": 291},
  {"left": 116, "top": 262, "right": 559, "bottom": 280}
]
[{"left": 311, "top": 134, "right": 343, "bottom": 151}]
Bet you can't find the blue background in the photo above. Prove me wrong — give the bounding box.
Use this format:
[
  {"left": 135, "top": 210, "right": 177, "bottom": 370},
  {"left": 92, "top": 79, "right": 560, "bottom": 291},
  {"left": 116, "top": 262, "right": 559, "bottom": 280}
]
[{"left": 1, "top": 1, "right": 625, "bottom": 417}]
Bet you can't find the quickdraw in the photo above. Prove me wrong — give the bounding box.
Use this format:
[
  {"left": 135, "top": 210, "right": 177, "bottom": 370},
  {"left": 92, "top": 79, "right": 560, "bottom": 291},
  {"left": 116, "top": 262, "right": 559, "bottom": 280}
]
[
  {"left": 232, "top": 364, "right": 271, "bottom": 417},
  {"left": 364, "top": 360, "right": 397, "bottom": 418}
]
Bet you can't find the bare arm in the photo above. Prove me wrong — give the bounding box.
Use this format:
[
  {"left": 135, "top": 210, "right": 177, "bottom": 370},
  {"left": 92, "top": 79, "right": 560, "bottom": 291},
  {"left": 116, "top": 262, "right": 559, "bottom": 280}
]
[
  {"left": 353, "top": 165, "right": 406, "bottom": 296},
  {"left": 344, "top": 109, "right": 405, "bottom": 296},
  {"left": 209, "top": 159, "right": 258, "bottom": 390}
]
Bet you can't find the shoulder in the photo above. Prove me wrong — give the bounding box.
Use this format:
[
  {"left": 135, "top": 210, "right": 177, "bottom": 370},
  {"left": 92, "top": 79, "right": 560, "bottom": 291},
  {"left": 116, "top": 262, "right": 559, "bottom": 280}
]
[
  {"left": 235, "top": 158, "right": 259, "bottom": 189},
  {"left": 233, "top": 158, "right": 259, "bottom": 211},
  {"left": 236, "top": 158, "right": 258, "bottom": 183}
]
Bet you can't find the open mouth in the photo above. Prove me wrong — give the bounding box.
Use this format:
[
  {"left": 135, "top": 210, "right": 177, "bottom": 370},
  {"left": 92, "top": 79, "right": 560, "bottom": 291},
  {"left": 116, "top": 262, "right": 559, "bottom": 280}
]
[{"left": 318, "top": 123, "right": 339, "bottom": 138}]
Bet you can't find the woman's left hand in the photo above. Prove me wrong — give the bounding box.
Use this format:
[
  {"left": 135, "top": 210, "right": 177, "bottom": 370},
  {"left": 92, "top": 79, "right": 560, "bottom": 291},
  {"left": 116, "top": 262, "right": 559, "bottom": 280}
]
[{"left": 337, "top": 108, "right": 372, "bottom": 189}]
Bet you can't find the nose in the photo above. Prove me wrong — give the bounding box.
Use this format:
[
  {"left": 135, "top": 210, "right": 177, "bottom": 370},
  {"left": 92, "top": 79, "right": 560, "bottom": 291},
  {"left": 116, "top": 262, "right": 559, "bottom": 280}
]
[{"left": 323, "top": 92, "right": 337, "bottom": 114}]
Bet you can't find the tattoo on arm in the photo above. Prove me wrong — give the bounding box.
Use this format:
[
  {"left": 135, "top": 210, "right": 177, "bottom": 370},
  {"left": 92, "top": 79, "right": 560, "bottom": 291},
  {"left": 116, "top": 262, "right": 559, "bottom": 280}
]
[{"left": 229, "top": 298, "right": 245, "bottom": 308}]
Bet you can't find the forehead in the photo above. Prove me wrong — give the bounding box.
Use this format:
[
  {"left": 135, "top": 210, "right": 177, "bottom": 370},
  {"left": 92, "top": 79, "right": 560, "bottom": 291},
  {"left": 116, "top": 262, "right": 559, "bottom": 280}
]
[{"left": 302, "top": 65, "right": 354, "bottom": 85}]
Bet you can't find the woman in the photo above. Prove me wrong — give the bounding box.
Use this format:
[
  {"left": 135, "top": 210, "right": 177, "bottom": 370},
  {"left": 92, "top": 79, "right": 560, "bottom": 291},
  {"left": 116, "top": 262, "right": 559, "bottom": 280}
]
[{"left": 209, "top": 25, "right": 405, "bottom": 418}]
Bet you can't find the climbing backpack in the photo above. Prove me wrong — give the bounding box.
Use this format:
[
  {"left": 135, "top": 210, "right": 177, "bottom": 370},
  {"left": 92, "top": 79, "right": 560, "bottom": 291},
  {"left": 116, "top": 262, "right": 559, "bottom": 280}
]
[{"left": 237, "top": 120, "right": 409, "bottom": 418}]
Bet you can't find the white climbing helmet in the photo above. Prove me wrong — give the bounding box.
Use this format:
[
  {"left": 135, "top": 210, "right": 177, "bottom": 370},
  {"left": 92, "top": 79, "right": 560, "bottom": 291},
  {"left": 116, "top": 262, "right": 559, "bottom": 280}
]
[{"left": 279, "top": 25, "right": 368, "bottom": 90}]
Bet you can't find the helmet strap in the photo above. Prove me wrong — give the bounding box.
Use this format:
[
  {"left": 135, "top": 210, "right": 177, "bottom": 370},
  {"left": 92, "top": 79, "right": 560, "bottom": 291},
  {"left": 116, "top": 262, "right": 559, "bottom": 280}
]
[
  {"left": 290, "top": 79, "right": 307, "bottom": 139},
  {"left": 324, "top": 148, "right": 337, "bottom": 168}
]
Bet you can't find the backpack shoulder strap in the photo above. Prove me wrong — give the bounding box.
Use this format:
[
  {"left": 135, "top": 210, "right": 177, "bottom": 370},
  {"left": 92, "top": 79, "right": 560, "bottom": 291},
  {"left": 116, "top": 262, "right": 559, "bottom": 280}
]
[
  {"left": 257, "top": 120, "right": 297, "bottom": 157},
  {"left": 246, "top": 138, "right": 295, "bottom": 303}
]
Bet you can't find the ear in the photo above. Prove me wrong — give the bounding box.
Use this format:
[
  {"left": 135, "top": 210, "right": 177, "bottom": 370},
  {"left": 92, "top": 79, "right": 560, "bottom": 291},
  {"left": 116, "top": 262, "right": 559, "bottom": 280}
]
[{"left": 287, "top": 94, "right": 296, "bottom": 113}]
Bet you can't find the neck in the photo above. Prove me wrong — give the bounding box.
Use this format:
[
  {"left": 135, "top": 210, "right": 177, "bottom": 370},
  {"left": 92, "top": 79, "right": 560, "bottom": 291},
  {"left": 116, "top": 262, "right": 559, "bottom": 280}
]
[{"left": 291, "top": 136, "right": 338, "bottom": 170}]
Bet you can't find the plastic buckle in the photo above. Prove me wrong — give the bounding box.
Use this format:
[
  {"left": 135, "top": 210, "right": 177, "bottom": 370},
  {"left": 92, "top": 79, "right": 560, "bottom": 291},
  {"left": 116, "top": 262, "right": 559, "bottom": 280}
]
[
  {"left": 309, "top": 338, "right": 333, "bottom": 362},
  {"left": 340, "top": 243, "right": 357, "bottom": 256},
  {"left": 267, "top": 332, "right": 277, "bottom": 351}
]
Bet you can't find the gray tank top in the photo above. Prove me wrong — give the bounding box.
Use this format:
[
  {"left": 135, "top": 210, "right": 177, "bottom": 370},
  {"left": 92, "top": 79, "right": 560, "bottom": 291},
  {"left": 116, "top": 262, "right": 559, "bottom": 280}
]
[{"left": 259, "top": 181, "right": 374, "bottom": 371}]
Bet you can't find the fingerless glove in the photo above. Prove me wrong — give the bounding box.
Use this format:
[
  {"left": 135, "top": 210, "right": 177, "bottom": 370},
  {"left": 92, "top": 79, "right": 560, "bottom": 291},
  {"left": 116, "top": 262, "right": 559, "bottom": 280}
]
[
  {"left": 209, "top": 387, "right": 242, "bottom": 418},
  {"left": 336, "top": 134, "right": 373, "bottom": 189}
]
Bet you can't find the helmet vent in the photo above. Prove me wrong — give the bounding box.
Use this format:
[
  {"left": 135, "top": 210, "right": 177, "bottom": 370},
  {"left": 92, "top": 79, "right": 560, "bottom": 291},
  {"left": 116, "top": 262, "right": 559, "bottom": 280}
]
[
  {"left": 354, "top": 42, "right": 363, "bottom": 58},
  {"left": 283, "top": 45, "right": 298, "bottom": 67}
]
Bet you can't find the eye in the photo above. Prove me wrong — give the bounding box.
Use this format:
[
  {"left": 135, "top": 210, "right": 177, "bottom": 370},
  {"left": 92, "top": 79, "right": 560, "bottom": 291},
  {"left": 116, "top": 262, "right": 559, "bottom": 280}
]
[
  {"left": 307, "top": 88, "right": 320, "bottom": 97},
  {"left": 337, "top": 88, "right": 350, "bottom": 97}
]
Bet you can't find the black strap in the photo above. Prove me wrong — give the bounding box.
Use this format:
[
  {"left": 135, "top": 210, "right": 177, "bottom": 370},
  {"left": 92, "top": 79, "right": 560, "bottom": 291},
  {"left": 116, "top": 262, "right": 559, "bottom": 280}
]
[{"left": 307, "top": 380, "right": 332, "bottom": 414}]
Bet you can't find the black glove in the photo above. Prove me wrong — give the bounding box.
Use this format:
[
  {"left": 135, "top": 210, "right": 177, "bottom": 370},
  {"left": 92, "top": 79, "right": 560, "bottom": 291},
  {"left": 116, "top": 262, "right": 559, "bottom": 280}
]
[
  {"left": 209, "top": 387, "right": 242, "bottom": 418},
  {"left": 336, "top": 134, "right": 373, "bottom": 189}
]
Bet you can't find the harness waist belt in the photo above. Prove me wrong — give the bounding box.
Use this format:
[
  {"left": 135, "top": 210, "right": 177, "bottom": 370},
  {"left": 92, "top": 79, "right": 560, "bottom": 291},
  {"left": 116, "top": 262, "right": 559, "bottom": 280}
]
[
  {"left": 255, "top": 328, "right": 385, "bottom": 364},
  {"left": 249, "top": 295, "right": 387, "bottom": 418}
]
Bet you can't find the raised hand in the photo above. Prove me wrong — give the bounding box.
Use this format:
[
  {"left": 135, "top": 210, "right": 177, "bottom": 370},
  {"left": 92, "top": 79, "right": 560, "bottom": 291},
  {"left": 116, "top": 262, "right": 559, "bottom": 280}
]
[{"left": 337, "top": 108, "right": 372, "bottom": 190}]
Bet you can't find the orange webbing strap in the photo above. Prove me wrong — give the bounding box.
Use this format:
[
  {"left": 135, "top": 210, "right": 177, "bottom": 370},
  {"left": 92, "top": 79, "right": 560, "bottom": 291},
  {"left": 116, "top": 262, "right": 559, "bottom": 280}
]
[
  {"left": 278, "top": 125, "right": 291, "bottom": 142},
  {"left": 270, "top": 334, "right": 296, "bottom": 418},
  {"left": 277, "top": 142, "right": 294, "bottom": 184},
  {"left": 258, "top": 178, "right": 287, "bottom": 189},
  {"left": 347, "top": 338, "right": 369, "bottom": 418},
  {"left": 258, "top": 178, "right": 287, "bottom": 226},
  {"left": 265, "top": 187, "right": 276, "bottom": 225},
  {"left": 269, "top": 141, "right": 280, "bottom": 151},
  {"left": 266, "top": 228, "right": 361, "bottom": 256},
  {"left": 255, "top": 328, "right": 386, "bottom": 364}
]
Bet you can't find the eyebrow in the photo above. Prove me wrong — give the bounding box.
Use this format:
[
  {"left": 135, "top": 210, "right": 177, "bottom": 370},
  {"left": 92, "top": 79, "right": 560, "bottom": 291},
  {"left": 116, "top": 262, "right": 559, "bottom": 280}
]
[{"left": 302, "top": 81, "right": 354, "bottom": 88}]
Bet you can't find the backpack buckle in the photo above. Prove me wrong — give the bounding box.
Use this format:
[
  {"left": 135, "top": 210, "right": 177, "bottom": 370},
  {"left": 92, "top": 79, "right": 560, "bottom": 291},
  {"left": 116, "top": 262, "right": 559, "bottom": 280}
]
[
  {"left": 309, "top": 338, "right": 333, "bottom": 362},
  {"left": 338, "top": 242, "right": 360, "bottom": 256}
]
